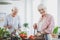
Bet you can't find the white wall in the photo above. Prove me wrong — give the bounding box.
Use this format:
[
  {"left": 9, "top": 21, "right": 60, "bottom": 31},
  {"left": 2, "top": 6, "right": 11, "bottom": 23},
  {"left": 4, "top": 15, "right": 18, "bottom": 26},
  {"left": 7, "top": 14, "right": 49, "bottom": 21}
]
[
  {"left": 58, "top": 0, "right": 60, "bottom": 27},
  {"left": 47, "top": 0, "right": 57, "bottom": 26},
  {"left": 58, "top": 0, "right": 60, "bottom": 33}
]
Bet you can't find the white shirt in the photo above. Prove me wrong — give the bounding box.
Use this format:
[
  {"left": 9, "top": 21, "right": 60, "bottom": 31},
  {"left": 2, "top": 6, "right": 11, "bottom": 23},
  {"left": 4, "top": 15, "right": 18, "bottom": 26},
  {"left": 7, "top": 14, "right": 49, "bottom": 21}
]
[
  {"left": 37, "top": 17, "right": 46, "bottom": 32},
  {"left": 4, "top": 14, "right": 21, "bottom": 33}
]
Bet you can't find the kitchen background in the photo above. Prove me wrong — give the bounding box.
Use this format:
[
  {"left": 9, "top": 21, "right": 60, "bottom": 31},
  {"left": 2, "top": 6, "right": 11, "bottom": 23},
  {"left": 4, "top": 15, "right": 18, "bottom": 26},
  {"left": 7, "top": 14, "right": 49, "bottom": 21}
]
[{"left": 0, "top": 0, "right": 59, "bottom": 39}]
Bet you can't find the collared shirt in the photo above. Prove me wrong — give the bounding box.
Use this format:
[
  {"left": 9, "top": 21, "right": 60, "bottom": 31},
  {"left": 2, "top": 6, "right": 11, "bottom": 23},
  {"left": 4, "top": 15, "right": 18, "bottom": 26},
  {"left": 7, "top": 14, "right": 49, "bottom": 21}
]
[
  {"left": 37, "top": 14, "right": 55, "bottom": 33},
  {"left": 4, "top": 14, "right": 21, "bottom": 33}
]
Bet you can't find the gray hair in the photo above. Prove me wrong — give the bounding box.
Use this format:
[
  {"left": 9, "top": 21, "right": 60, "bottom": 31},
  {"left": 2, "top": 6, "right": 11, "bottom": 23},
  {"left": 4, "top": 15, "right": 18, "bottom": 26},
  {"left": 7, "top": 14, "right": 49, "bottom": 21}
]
[
  {"left": 12, "top": 7, "right": 18, "bottom": 11},
  {"left": 38, "top": 4, "right": 47, "bottom": 10}
]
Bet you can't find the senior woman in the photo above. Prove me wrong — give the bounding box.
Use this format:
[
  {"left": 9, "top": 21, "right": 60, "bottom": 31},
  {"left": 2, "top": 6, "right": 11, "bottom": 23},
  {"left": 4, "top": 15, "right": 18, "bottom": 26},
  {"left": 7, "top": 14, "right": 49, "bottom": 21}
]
[{"left": 33, "top": 4, "right": 55, "bottom": 40}]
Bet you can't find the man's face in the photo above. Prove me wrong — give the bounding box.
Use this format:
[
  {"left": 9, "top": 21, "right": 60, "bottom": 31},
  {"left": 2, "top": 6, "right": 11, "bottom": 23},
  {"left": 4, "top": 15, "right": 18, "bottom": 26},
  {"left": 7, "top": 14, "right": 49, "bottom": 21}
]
[
  {"left": 38, "top": 8, "right": 45, "bottom": 14},
  {"left": 12, "top": 8, "right": 18, "bottom": 16}
]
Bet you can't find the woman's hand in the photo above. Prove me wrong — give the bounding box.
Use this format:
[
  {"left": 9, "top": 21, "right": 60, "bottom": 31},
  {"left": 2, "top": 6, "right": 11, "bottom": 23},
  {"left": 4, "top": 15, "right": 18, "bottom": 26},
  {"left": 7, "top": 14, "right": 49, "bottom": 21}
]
[
  {"left": 35, "top": 32, "right": 41, "bottom": 36},
  {"left": 33, "top": 23, "right": 37, "bottom": 29},
  {"left": 40, "top": 31, "right": 45, "bottom": 34},
  {"left": 40, "top": 30, "right": 50, "bottom": 35}
]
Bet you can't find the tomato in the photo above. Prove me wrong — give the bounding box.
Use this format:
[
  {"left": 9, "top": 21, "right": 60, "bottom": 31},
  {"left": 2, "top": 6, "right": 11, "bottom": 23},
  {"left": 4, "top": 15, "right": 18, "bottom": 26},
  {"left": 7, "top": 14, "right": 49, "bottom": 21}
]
[
  {"left": 19, "top": 34, "right": 27, "bottom": 38},
  {"left": 29, "top": 35, "right": 35, "bottom": 39}
]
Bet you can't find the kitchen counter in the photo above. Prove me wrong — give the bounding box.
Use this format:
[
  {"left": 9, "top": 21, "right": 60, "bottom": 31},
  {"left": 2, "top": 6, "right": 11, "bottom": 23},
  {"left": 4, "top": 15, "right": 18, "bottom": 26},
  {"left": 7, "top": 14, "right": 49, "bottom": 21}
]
[{"left": 22, "top": 34, "right": 45, "bottom": 40}]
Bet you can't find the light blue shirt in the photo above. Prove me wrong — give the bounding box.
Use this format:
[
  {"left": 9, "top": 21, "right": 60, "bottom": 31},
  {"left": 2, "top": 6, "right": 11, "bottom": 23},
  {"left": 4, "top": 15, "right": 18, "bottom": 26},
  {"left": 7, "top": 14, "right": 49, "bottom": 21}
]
[{"left": 4, "top": 14, "right": 21, "bottom": 33}]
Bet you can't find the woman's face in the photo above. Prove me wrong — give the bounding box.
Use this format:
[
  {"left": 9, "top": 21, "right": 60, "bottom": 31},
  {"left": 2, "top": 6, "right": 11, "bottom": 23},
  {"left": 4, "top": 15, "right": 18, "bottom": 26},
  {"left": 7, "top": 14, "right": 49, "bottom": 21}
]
[{"left": 38, "top": 8, "right": 45, "bottom": 15}]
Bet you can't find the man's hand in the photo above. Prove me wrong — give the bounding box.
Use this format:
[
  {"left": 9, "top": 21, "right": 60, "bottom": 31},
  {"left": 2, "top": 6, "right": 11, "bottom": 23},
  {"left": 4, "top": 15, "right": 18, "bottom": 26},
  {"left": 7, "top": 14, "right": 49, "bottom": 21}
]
[
  {"left": 18, "top": 28, "right": 21, "bottom": 31},
  {"left": 7, "top": 25, "right": 12, "bottom": 29}
]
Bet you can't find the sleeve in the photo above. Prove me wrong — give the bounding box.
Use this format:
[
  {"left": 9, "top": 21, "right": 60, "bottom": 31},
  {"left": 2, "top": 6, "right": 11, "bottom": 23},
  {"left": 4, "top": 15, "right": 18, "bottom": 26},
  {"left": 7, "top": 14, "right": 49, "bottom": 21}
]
[
  {"left": 41, "top": 17, "right": 50, "bottom": 32},
  {"left": 18, "top": 17, "right": 21, "bottom": 28},
  {"left": 44, "top": 16, "right": 55, "bottom": 33}
]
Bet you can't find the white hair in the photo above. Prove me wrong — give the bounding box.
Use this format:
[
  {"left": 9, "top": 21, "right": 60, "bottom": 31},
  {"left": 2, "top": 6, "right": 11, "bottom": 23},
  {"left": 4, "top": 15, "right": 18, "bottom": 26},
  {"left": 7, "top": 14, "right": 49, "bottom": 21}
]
[{"left": 38, "top": 4, "right": 47, "bottom": 10}]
